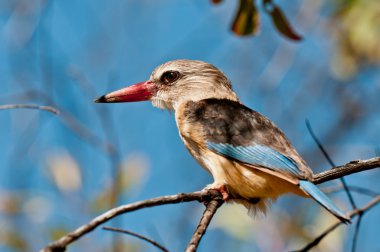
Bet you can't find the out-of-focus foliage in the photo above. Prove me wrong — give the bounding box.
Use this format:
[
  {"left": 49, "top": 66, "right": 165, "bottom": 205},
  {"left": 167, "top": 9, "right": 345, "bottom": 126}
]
[
  {"left": 0, "top": 230, "right": 29, "bottom": 252},
  {"left": 90, "top": 152, "right": 149, "bottom": 213},
  {"left": 308, "top": 208, "right": 344, "bottom": 252},
  {"left": 231, "top": 0, "right": 260, "bottom": 36},
  {"left": 23, "top": 196, "right": 51, "bottom": 223},
  {"left": 330, "top": 0, "right": 380, "bottom": 79},
  {"left": 47, "top": 151, "right": 82, "bottom": 193},
  {"left": 212, "top": 0, "right": 380, "bottom": 76},
  {"left": 0, "top": 192, "right": 21, "bottom": 215},
  {"left": 264, "top": 0, "right": 302, "bottom": 41},
  {"left": 90, "top": 186, "right": 114, "bottom": 213},
  {"left": 49, "top": 227, "right": 71, "bottom": 241},
  {"left": 118, "top": 152, "right": 150, "bottom": 194},
  {"left": 213, "top": 200, "right": 345, "bottom": 251},
  {"left": 213, "top": 204, "right": 252, "bottom": 241},
  {"left": 212, "top": 0, "right": 302, "bottom": 40}
]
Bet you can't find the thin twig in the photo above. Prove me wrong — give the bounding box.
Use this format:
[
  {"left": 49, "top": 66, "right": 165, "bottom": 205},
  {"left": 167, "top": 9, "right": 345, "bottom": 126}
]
[
  {"left": 102, "top": 226, "right": 169, "bottom": 252},
  {"left": 305, "top": 120, "right": 336, "bottom": 170},
  {"left": 306, "top": 120, "right": 357, "bottom": 209},
  {"left": 185, "top": 199, "right": 224, "bottom": 252},
  {"left": 351, "top": 214, "right": 363, "bottom": 252},
  {"left": 41, "top": 157, "right": 380, "bottom": 252},
  {"left": 4, "top": 90, "right": 116, "bottom": 155},
  {"left": 306, "top": 120, "right": 360, "bottom": 252},
  {"left": 294, "top": 195, "right": 380, "bottom": 252},
  {"left": 322, "top": 185, "right": 379, "bottom": 197},
  {"left": 0, "top": 104, "right": 60, "bottom": 115}
]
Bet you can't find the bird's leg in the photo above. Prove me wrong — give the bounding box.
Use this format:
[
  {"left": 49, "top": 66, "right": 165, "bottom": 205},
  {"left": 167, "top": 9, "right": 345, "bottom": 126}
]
[
  {"left": 203, "top": 182, "right": 229, "bottom": 201},
  {"left": 216, "top": 184, "right": 229, "bottom": 201}
]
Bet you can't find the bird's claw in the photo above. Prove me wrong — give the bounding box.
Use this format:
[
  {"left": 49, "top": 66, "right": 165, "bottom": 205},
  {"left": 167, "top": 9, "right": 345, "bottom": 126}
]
[{"left": 203, "top": 183, "right": 229, "bottom": 201}]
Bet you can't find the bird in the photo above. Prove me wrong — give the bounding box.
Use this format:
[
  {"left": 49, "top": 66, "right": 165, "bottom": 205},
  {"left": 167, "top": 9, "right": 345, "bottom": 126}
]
[{"left": 95, "top": 59, "right": 350, "bottom": 223}]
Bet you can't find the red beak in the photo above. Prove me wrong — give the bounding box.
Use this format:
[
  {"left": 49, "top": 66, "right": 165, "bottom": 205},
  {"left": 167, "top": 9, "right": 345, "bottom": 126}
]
[{"left": 94, "top": 81, "right": 157, "bottom": 103}]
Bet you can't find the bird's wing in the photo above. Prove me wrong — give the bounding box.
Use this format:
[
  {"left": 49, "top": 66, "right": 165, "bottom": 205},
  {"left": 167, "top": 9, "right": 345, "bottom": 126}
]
[
  {"left": 207, "top": 142, "right": 303, "bottom": 179},
  {"left": 181, "top": 99, "right": 349, "bottom": 223},
  {"left": 183, "top": 99, "right": 312, "bottom": 182}
]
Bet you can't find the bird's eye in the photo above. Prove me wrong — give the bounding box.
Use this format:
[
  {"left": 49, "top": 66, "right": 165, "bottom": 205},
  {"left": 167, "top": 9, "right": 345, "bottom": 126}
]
[{"left": 161, "top": 71, "right": 180, "bottom": 84}]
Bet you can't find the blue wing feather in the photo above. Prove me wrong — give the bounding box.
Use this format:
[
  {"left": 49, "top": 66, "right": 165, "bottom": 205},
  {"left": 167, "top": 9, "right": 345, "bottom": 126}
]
[
  {"left": 207, "top": 142, "right": 350, "bottom": 223},
  {"left": 207, "top": 142, "right": 303, "bottom": 177},
  {"left": 299, "top": 180, "right": 350, "bottom": 223}
]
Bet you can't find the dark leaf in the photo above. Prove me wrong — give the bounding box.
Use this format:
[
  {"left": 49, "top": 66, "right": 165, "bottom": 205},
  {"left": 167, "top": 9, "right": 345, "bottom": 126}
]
[
  {"left": 231, "top": 0, "right": 260, "bottom": 36},
  {"left": 265, "top": 2, "right": 302, "bottom": 41}
]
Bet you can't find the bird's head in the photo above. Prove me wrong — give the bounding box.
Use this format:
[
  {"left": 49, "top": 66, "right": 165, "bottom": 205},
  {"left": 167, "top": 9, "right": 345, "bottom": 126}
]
[{"left": 95, "top": 60, "right": 238, "bottom": 110}]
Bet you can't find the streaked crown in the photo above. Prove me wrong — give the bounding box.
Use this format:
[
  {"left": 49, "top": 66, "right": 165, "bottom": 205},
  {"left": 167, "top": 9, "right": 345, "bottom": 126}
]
[{"left": 149, "top": 60, "right": 238, "bottom": 110}]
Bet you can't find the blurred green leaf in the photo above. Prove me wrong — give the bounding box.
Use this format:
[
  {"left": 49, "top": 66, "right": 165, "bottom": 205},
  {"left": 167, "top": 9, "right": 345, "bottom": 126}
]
[
  {"left": 90, "top": 153, "right": 149, "bottom": 212},
  {"left": 308, "top": 206, "right": 345, "bottom": 251},
  {"left": 49, "top": 227, "right": 71, "bottom": 241},
  {"left": 47, "top": 151, "right": 82, "bottom": 193},
  {"left": 213, "top": 204, "right": 253, "bottom": 241},
  {"left": 0, "top": 230, "right": 29, "bottom": 251},
  {"left": 330, "top": 0, "right": 380, "bottom": 79},
  {"left": 231, "top": 0, "right": 260, "bottom": 36},
  {"left": 264, "top": 0, "right": 302, "bottom": 41},
  {"left": 90, "top": 187, "right": 113, "bottom": 212},
  {"left": 118, "top": 153, "right": 149, "bottom": 194}
]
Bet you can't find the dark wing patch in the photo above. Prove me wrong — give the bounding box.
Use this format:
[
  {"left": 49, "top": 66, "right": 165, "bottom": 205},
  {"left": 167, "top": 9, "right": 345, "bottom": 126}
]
[
  {"left": 183, "top": 99, "right": 311, "bottom": 179},
  {"left": 184, "top": 99, "right": 293, "bottom": 149}
]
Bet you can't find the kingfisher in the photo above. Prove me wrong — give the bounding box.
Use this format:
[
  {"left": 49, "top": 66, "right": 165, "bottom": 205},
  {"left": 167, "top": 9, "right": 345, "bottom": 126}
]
[{"left": 95, "top": 59, "right": 350, "bottom": 223}]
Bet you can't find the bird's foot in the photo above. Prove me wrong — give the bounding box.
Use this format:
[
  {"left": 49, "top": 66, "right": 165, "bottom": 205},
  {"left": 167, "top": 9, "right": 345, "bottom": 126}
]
[{"left": 203, "top": 183, "right": 229, "bottom": 201}]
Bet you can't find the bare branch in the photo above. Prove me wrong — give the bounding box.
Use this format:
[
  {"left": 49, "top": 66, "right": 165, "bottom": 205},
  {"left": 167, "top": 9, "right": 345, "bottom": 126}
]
[
  {"left": 0, "top": 104, "right": 60, "bottom": 115},
  {"left": 351, "top": 214, "right": 363, "bottom": 252},
  {"left": 102, "top": 226, "right": 169, "bottom": 252},
  {"left": 294, "top": 195, "right": 380, "bottom": 252},
  {"left": 312, "top": 157, "right": 380, "bottom": 184},
  {"left": 41, "top": 157, "right": 380, "bottom": 252},
  {"left": 40, "top": 190, "right": 222, "bottom": 252},
  {"left": 186, "top": 199, "right": 224, "bottom": 252},
  {"left": 4, "top": 90, "right": 116, "bottom": 155},
  {"left": 306, "top": 119, "right": 357, "bottom": 209}
]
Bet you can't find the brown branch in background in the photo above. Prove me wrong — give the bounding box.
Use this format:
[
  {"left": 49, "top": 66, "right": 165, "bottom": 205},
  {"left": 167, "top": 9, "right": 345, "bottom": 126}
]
[
  {"left": 351, "top": 213, "right": 363, "bottom": 252},
  {"left": 102, "top": 226, "right": 169, "bottom": 252},
  {"left": 7, "top": 90, "right": 116, "bottom": 155},
  {"left": 306, "top": 120, "right": 357, "bottom": 208},
  {"left": 0, "top": 104, "right": 60, "bottom": 115},
  {"left": 185, "top": 199, "right": 224, "bottom": 252},
  {"left": 41, "top": 157, "right": 380, "bottom": 252},
  {"left": 295, "top": 195, "right": 380, "bottom": 252},
  {"left": 306, "top": 119, "right": 362, "bottom": 252},
  {"left": 323, "top": 185, "right": 379, "bottom": 198}
]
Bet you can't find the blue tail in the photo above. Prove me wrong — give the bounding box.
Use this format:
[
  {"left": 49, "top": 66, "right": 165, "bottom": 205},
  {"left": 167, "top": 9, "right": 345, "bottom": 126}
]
[{"left": 299, "top": 180, "right": 350, "bottom": 224}]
